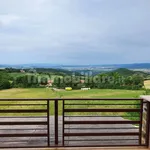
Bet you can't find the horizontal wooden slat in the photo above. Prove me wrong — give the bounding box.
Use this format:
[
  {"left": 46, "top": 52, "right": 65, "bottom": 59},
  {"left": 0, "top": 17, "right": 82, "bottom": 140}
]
[
  {"left": 64, "top": 104, "right": 140, "bottom": 105},
  {"left": 0, "top": 104, "right": 47, "bottom": 106},
  {"left": 63, "top": 98, "right": 142, "bottom": 100},
  {"left": 0, "top": 128, "right": 47, "bottom": 130},
  {"left": 0, "top": 121, "right": 47, "bottom": 125},
  {"left": 64, "top": 109, "right": 140, "bottom": 112},
  {"left": 0, "top": 109, "right": 47, "bottom": 113},
  {"left": 59, "top": 144, "right": 145, "bottom": 147},
  {"left": 64, "top": 132, "right": 140, "bottom": 136},
  {"left": 0, "top": 99, "right": 49, "bottom": 101},
  {"left": 0, "top": 145, "right": 145, "bottom": 148},
  {"left": 0, "top": 146, "right": 48, "bottom": 149},
  {"left": 0, "top": 98, "right": 142, "bottom": 101},
  {"left": 0, "top": 133, "right": 47, "bottom": 137},
  {"left": 64, "top": 115, "right": 140, "bottom": 118},
  {"left": 64, "top": 120, "right": 140, "bottom": 124},
  {"left": 64, "top": 127, "right": 138, "bottom": 130},
  {"left": 65, "top": 138, "right": 139, "bottom": 141},
  {"left": 0, "top": 116, "right": 47, "bottom": 118}
]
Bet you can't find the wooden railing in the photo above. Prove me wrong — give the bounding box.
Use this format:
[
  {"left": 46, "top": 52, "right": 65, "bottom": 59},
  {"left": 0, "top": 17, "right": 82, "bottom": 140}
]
[{"left": 0, "top": 97, "right": 149, "bottom": 148}]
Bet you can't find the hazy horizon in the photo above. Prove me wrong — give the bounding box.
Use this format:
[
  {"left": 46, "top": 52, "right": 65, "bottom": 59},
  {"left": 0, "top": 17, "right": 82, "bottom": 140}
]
[{"left": 1, "top": 62, "right": 150, "bottom": 66}]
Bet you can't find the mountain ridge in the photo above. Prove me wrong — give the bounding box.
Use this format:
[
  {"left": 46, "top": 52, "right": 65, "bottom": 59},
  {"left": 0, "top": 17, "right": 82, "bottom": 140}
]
[{"left": 1, "top": 63, "right": 150, "bottom": 69}]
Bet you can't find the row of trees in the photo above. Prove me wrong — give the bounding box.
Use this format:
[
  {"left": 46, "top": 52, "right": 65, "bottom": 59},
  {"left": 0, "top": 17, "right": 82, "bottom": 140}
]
[
  {"left": 53, "top": 73, "right": 144, "bottom": 90},
  {"left": 13, "top": 75, "right": 49, "bottom": 88},
  {"left": 5, "top": 68, "right": 79, "bottom": 76},
  {"left": 0, "top": 70, "right": 145, "bottom": 90}
]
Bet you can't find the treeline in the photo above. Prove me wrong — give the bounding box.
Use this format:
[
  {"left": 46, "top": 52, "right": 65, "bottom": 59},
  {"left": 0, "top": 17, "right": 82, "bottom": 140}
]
[
  {"left": 35, "top": 68, "right": 81, "bottom": 76},
  {"left": 5, "top": 68, "right": 80, "bottom": 76},
  {"left": 53, "top": 73, "right": 144, "bottom": 90},
  {"left": 107, "top": 68, "right": 149, "bottom": 78},
  {"left": 0, "top": 68, "right": 145, "bottom": 90},
  {"left": 12, "top": 74, "right": 51, "bottom": 88}
]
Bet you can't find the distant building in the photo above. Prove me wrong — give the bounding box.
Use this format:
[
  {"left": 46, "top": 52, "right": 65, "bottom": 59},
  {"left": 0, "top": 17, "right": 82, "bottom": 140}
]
[
  {"left": 20, "top": 69, "right": 25, "bottom": 73},
  {"left": 47, "top": 80, "right": 53, "bottom": 86},
  {"left": 81, "top": 88, "right": 90, "bottom": 90},
  {"left": 80, "top": 80, "right": 85, "bottom": 83}
]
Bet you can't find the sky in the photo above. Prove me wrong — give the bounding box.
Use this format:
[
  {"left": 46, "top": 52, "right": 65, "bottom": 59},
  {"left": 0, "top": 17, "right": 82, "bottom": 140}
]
[{"left": 0, "top": 0, "right": 150, "bottom": 65}]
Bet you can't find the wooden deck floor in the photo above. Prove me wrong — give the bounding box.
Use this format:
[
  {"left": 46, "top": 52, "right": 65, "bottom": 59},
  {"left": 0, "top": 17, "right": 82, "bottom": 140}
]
[
  {"left": 0, "top": 117, "right": 149, "bottom": 149},
  {"left": 0, "top": 147, "right": 149, "bottom": 150},
  {"left": 0, "top": 117, "right": 140, "bottom": 147}
]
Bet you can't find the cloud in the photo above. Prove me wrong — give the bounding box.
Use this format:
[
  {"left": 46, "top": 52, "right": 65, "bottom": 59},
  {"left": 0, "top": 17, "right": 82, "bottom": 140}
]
[
  {"left": 0, "top": 0, "right": 150, "bottom": 64},
  {"left": 0, "top": 14, "right": 20, "bottom": 26}
]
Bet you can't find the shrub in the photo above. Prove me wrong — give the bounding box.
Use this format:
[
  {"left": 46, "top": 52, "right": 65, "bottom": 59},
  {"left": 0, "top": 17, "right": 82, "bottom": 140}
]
[{"left": 0, "top": 79, "right": 11, "bottom": 90}]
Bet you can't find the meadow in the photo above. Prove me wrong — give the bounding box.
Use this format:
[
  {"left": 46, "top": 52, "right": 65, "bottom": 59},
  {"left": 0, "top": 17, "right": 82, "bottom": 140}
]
[
  {"left": 0, "top": 88, "right": 145, "bottom": 99},
  {"left": 0, "top": 88, "right": 145, "bottom": 118},
  {"left": 144, "top": 80, "right": 150, "bottom": 89}
]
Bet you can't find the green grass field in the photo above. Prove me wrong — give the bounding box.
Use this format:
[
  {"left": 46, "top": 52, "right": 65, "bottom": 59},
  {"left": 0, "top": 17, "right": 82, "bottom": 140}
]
[
  {"left": 144, "top": 80, "right": 150, "bottom": 89},
  {"left": 0, "top": 88, "right": 144, "bottom": 117},
  {"left": 0, "top": 88, "right": 145, "bottom": 99}
]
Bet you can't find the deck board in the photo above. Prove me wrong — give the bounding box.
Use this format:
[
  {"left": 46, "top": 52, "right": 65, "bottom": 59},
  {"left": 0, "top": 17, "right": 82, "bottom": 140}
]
[{"left": 0, "top": 116, "right": 146, "bottom": 148}]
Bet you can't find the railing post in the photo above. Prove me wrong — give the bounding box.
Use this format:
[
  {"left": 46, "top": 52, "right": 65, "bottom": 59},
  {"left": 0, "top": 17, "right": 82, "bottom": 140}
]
[
  {"left": 47, "top": 100, "right": 50, "bottom": 147},
  {"left": 139, "top": 99, "right": 143, "bottom": 145},
  {"left": 140, "top": 96, "right": 150, "bottom": 148},
  {"left": 146, "top": 102, "right": 150, "bottom": 148},
  {"left": 55, "top": 100, "right": 58, "bottom": 145},
  {"left": 62, "top": 100, "right": 64, "bottom": 146}
]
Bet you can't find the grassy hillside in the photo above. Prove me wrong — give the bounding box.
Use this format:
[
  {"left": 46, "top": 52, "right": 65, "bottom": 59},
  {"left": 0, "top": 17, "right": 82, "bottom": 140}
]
[
  {"left": 144, "top": 80, "right": 150, "bottom": 89},
  {"left": 0, "top": 88, "right": 144, "bottom": 116},
  {"left": 0, "top": 88, "right": 144, "bottom": 99},
  {"left": 107, "top": 68, "right": 148, "bottom": 77},
  {"left": 4, "top": 67, "right": 79, "bottom": 78}
]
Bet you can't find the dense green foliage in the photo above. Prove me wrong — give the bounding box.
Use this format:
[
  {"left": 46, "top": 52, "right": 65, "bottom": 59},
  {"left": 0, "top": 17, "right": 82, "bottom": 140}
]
[
  {"left": 5, "top": 67, "right": 80, "bottom": 76},
  {"left": 13, "top": 75, "right": 37, "bottom": 88},
  {"left": 53, "top": 72, "right": 144, "bottom": 90},
  {"left": 0, "top": 68, "right": 146, "bottom": 90},
  {"left": 107, "top": 68, "right": 148, "bottom": 78},
  {"left": 0, "top": 72, "right": 11, "bottom": 90},
  {"left": 0, "top": 68, "right": 77, "bottom": 88}
]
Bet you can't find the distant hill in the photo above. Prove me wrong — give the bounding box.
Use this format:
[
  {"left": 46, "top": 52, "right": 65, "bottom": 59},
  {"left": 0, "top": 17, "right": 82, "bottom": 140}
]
[
  {"left": 34, "top": 68, "right": 80, "bottom": 76},
  {"left": 107, "top": 68, "right": 149, "bottom": 77},
  {"left": 1, "top": 63, "right": 150, "bottom": 69},
  {"left": 3, "top": 67, "right": 81, "bottom": 76},
  {"left": 112, "top": 63, "right": 150, "bottom": 69}
]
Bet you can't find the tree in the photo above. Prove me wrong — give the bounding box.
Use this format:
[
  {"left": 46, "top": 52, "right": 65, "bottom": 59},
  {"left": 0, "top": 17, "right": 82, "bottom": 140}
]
[
  {"left": 0, "top": 79, "right": 11, "bottom": 90},
  {"left": 132, "top": 75, "right": 144, "bottom": 87},
  {"left": 0, "top": 72, "right": 11, "bottom": 90}
]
